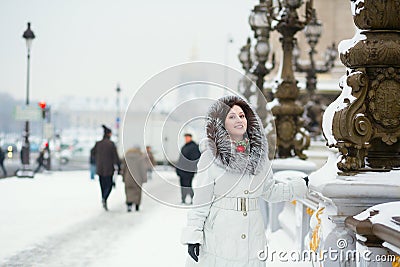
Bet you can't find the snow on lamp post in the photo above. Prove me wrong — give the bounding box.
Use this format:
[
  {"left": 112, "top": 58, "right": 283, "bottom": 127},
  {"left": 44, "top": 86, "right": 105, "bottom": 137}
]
[
  {"left": 269, "top": 0, "right": 314, "bottom": 159},
  {"left": 293, "top": 8, "right": 337, "bottom": 99},
  {"left": 304, "top": 3, "right": 400, "bottom": 264},
  {"left": 325, "top": 0, "right": 400, "bottom": 172},
  {"left": 292, "top": 9, "right": 337, "bottom": 138},
  {"left": 248, "top": 0, "right": 276, "bottom": 125}
]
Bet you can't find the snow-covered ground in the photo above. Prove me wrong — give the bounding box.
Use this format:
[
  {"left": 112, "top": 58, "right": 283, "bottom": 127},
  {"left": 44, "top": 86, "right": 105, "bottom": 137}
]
[{"left": 0, "top": 168, "right": 312, "bottom": 266}]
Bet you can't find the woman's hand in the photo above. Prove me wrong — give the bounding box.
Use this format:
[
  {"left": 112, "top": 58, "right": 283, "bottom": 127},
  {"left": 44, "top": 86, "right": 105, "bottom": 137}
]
[
  {"left": 288, "top": 177, "right": 308, "bottom": 198},
  {"left": 188, "top": 243, "right": 200, "bottom": 262}
]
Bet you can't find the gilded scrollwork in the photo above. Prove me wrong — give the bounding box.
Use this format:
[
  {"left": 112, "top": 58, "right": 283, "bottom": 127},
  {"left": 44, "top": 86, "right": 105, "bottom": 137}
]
[
  {"left": 368, "top": 68, "right": 400, "bottom": 129},
  {"left": 332, "top": 70, "right": 371, "bottom": 171},
  {"left": 329, "top": 1, "right": 400, "bottom": 172},
  {"left": 352, "top": 0, "right": 400, "bottom": 30},
  {"left": 336, "top": 142, "right": 368, "bottom": 172},
  {"left": 340, "top": 34, "right": 400, "bottom": 68},
  {"left": 274, "top": 113, "right": 310, "bottom": 159},
  {"left": 277, "top": 116, "right": 296, "bottom": 143},
  {"left": 381, "top": 134, "right": 398, "bottom": 146}
]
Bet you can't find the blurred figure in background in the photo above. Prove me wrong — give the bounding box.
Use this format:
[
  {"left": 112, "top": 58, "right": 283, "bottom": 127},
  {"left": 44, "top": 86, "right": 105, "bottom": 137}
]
[
  {"left": 145, "top": 145, "right": 156, "bottom": 180},
  {"left": 176, "top": 133, "right": 201, "bottom": 204},
  {"left": 89, "top": 147, "right": 96, "bottom": 180},
  {"left": 121, "top": 146, "right": 148, "bottom": 212},
  {"left": 93, "top": 125, "right": 121, "bottom": 211},
  {"left": 0, "top": 146, "right": 7, "bottom": 177},
  {"left": 34, "top": 142, "right": 50, "bottom": 173}
]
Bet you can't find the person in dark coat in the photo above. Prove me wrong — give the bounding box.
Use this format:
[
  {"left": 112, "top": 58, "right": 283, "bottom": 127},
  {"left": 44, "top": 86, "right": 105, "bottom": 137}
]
[
  {"left": 34, "top": 142, "right": 50, "bottom": 173},
  {"left": 0, "top": 147, "right": 7, "bottom": 177},
  {"left": 176, "top": 133, "right": 201, "bottom": 204},
  {"left": 93, "top": 125, "right": 121, "bottom": 211}
]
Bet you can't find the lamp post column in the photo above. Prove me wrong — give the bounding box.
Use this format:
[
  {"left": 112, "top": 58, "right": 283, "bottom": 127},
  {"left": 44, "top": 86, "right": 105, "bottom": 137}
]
[
  {"left": 116, "top": 84, "right": 121, "bottom": 153},
  {"left": 21, "top": 22, "right": 35, "bottom": 167},
  {"left": 248, "top": 0, "right": 275, "bottom": 126},
  {"left": 238, "top": 38, "right": 255, "bottom": 101},
  {"left": 271, "top": 0, "right": 313, "bottom": 159},
  {"left": 292, "top": 9, "right": 337, "bottom": 138}
]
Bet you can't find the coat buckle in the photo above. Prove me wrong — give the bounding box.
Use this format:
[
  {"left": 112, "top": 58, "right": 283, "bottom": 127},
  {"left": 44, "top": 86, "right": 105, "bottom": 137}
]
[{"left": 240, "top": 197, "right": 248, "bottom": 212}]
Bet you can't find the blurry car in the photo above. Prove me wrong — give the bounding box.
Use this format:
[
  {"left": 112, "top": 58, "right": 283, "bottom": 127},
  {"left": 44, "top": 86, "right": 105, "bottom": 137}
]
[
  {"left": 59, "top": 149, "right": 72, "bottom": 165},
  {"left": 51, "top": 143, "right": 74, "bottom": 165}
]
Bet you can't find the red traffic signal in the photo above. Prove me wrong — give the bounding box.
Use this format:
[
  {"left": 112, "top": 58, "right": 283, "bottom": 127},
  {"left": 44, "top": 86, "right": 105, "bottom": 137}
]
[{"left": 38, "top": 101, "right": 46, "bottom": 110}]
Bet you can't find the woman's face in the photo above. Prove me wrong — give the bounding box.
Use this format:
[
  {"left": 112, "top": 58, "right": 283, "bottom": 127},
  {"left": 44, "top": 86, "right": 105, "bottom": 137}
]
[{"left": 224, "top": 105, "right": 247, "bottom": 141}]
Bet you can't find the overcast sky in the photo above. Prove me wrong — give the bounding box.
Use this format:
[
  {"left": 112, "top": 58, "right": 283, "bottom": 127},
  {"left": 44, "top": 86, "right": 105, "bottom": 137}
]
[{"left": 0, "top": 0, "right": 258, "bottom": 104}]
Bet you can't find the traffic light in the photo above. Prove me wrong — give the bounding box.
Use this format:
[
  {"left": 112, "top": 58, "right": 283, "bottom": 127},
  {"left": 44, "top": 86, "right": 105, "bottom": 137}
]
[{"left": 38, "top": 101, "right": 46, "bottom": 119}]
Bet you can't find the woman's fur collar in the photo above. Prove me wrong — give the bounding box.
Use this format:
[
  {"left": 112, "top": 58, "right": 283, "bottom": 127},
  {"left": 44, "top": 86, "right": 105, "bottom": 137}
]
[{"left": 205, "top": 96, "right": 268, "bottom": 175}]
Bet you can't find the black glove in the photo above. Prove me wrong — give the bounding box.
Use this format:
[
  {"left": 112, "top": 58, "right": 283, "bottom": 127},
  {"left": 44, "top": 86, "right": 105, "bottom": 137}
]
[
  {"left": 303, "top": 176, "right": 309, "bottom": 187},
  {"left": 188, "top": 243, "right": 200, "bottom": 262}
]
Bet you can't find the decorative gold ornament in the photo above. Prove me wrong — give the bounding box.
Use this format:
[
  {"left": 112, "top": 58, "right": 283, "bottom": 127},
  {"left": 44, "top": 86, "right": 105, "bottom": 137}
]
[
  {"left": 310, "top": 207, "right": 325, "bottom": 252},
  {"left": 271, "top": 0, "right": 313, "bottom": 159},
  {"left": 393, "top": 255, "right": 400, "bottom": 267},
  {"left": 306, "top": 207, "right": 314, "bottom": 216},
  {"left": 329, "top": 0, "right": 400, "bottom": 172}
]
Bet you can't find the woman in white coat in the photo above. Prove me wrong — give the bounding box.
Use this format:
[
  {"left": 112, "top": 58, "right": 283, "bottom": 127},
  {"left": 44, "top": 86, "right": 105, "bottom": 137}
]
[{"left": 181, "top": 95, "right": 308, "bottom": 266}]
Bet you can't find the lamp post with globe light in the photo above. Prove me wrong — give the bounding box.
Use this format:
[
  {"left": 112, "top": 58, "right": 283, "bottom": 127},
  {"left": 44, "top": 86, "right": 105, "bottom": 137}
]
[
  {"left": 248, "top": 0, "right": 276, "bottom": 124},
  {"left": 292, "top": 9, "right": 337, "bottom": 138},
  {"left": 20, "top": 22, "right": 35, "bottom": 175},
  {"left": 270, "top": 0, "right": 314, "bottom": 159},
  {"left": 238, "top": 38, "right": 255, "bottom": 101},
  {"left": 293, "top": 9, "right": 337, "bottom": 100}
]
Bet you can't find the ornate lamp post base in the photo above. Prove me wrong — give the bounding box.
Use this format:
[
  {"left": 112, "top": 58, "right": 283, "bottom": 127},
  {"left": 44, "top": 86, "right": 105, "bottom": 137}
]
[
  {"left": 291, "top": 1, "right": 400, "bottom": 263},
  {"left": 16, "top": 169, "right": 35, "bottom": 178},
  {"left": 272, "top": 1, "right": 313, "bottom": 159},
  {"left": 326, "top": 0, "right": 400, "bottom": 172}
]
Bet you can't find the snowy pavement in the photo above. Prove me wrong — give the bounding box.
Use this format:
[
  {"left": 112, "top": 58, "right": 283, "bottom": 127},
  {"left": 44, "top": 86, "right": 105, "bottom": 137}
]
[{"left": 0, "top": 169, "right": 311, "bottom": 266}]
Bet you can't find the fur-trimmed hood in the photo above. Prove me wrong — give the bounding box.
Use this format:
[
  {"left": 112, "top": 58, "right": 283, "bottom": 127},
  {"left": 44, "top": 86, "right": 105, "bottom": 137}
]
[{"left": 205, "top": 95, "right": 268, "bottom": 175}]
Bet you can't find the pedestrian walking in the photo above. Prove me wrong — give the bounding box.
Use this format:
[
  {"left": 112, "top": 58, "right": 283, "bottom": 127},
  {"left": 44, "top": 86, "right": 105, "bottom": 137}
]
[
  {"left": 145, "top": 145, "right": 156, "bottom": 180},
  {"left": 0, "top": 146, "right": 7, "bottom": 177},
  {"left": 93, "top": 125, "right": 121, "bottom": 211},
  {"left": 34, "top": 143, "right": 50, "bottom": 173},
  {"left": 176, "top": 133, "right": 201, "bottom": 204},
  {"left": 89, "top": 147, "right": 96, "bottom": 180},
  {"left": 121, "top": 147, "right": 148, "bottom": 212},
  {"left": 181, "top": 95, "right": 308, "bottom": 266}
]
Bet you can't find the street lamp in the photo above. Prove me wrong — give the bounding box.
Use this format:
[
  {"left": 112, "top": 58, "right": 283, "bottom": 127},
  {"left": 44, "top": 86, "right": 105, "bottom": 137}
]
[
  {"left": 238, "top": 38, "right": 253, "bottom": 73},
  {"left": 238, "top": 38, "right": 255, "bottom": 101},
  {"left": 293, "top": 9, "right": 337, "bottom": 99},
  {"left": 304, "top": 9, "right": 323, "bottom": 48},
  {"left": 248, "top": 0, "right": 276, "bottom": 124},
  {"left": 293, "top": 9, "right": 337, "bottom": 138},
  {"left": 270, "top": 0, "right": 314, "bottom": 159},
  {"left": 21, "top": 22, "right": 35, "bottom": 169},
  {"left": 115, "top": 84, "right": 121, "bottom": 152}
]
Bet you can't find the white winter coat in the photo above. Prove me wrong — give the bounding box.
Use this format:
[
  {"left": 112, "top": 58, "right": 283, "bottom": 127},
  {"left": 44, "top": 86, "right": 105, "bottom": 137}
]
[{"left": 180, "top": 96, "right": 307, "bottom": 267}]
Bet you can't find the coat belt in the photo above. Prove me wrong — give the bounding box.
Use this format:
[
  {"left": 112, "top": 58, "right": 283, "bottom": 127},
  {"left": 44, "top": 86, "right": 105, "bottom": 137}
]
[{"left": 212, "top": 196, "right": 259, "bottom": 212}]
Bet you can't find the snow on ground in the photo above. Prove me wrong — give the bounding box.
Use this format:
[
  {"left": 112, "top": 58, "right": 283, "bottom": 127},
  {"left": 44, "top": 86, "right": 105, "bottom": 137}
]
[{"left": 0, "top": 168, "right": 312, "bottom": 266}]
